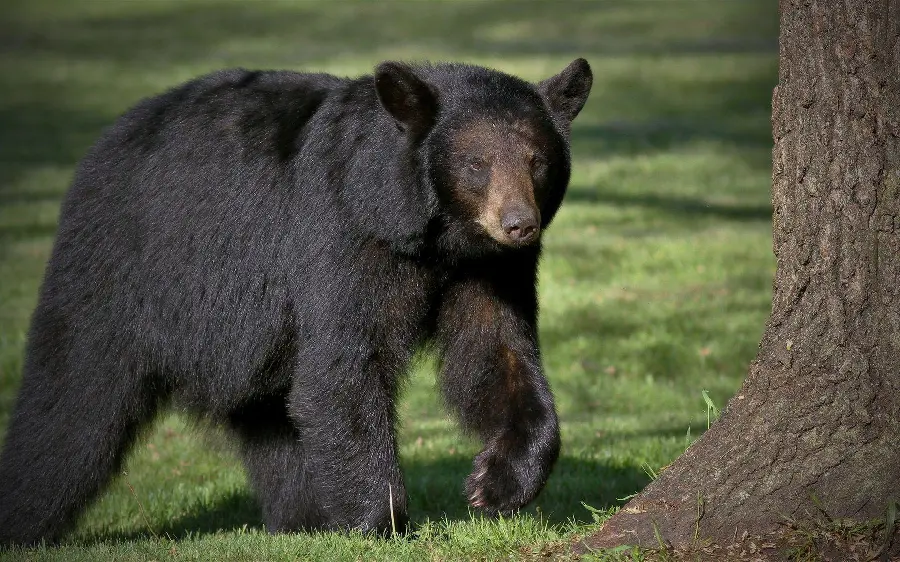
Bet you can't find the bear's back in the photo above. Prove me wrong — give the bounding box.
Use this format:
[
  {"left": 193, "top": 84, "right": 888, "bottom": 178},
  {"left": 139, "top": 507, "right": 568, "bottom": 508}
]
[
  {"left": 40, "top": 70, "right": 367, "bottom": 392},
  {"left": 58, "top": 69, "right": 360, "bottom": 254},
  {"left": 96, "top": 69, "right": 347, "bottom": 169}
]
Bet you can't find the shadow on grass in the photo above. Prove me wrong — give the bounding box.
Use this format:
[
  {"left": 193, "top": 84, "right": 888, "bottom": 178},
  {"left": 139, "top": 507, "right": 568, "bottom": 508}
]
[
  {"left": 0, "top": 103, "right": 114, "bottom": 197},
  {"left": 565, "top": 191, "right": 772, "bottom": 222},
  {"left": 89, "top": 455, "right": 646, "bottom": 544}
]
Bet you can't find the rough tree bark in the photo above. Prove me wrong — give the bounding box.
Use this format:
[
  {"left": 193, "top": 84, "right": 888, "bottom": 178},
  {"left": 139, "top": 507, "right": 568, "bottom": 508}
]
[{"left": 581, "top": 0, "right": 900, "bottom": 551}]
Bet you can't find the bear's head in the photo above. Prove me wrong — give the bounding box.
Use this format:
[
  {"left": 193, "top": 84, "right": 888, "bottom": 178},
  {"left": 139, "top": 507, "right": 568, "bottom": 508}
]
[{"left": 374, "top": 59, "right": 592, "bottom": 257}]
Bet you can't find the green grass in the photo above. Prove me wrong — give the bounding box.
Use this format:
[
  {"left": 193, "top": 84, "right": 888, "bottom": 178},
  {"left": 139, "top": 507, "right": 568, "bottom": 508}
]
[{"left": 0, "top": 1, "right": 778, "bottom": 560}]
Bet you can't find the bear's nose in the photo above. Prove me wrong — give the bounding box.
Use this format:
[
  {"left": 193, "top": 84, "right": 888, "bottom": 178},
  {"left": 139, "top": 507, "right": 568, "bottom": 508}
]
[{"left": 500, "top": 208, "right": 539, "bottom": 245}]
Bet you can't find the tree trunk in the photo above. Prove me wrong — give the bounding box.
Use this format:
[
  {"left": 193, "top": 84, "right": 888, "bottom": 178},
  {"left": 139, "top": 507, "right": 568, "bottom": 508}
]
[{"left": 581, "top": 0, "right": 900, "bottom": 552}]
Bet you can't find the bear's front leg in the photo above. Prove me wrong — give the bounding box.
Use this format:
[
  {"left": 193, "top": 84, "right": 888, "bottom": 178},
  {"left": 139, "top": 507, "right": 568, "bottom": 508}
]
[
  {"left": 436, "top": 264, "right": 560, "bottom": 516},
  {"left": 462, "top": 375, "right": 560, "bottom": 515},
  {"left": 287, "top": 344, "right": 409, "bottom": 535}
]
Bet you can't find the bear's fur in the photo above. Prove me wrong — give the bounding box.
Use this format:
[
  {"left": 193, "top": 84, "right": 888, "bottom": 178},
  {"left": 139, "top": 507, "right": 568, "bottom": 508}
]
[{"left": 0, "top": 59, "right": 592, "bottom": 544}]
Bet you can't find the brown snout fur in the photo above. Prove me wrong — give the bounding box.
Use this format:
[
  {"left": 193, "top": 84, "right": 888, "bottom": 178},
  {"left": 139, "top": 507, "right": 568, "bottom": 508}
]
[{"left": 455, "top": 120, "right": 542, "bottom": 246}]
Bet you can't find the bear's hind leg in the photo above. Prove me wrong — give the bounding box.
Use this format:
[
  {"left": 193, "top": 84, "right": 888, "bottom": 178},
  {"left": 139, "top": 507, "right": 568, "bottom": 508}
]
[{"left": 0, "top": 339, "right": 162, "bottom": 545}]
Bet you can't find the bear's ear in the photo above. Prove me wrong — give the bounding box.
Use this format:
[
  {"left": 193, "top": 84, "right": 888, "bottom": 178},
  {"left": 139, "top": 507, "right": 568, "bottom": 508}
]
[
  {"left": 374, "top": 62, "right": 438, "bottom": 135},
  {"left": 538, "top": 58, "right": 593, "bottom": 122}
]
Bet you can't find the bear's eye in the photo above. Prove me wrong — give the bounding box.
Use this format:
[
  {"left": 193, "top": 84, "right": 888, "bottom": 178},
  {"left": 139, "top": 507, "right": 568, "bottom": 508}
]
[
  {"left": 531, "top": 156, "right": 548, "bottom": 177},
  {"left": 467, "top": 157, "right": 486, "bottom": 172}
]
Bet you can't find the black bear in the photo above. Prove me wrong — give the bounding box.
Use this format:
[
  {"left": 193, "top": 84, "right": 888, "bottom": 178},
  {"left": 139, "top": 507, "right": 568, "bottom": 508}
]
[{"left": 0, "top": 58, "right": 592, "bottom": 544}]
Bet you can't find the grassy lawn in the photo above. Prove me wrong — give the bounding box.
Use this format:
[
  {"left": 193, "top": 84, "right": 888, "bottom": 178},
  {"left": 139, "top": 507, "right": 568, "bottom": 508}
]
[{"left": 0, "top": 1, "right": 778, "bottom": 560}]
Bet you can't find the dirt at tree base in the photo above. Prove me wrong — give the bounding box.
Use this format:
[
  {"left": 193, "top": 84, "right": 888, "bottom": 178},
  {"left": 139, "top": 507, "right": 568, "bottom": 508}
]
[{"left": 575, "top": 516, "right": 899, "bottom": 561}]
